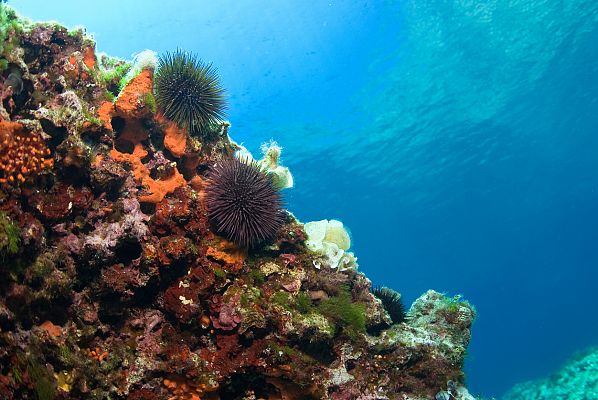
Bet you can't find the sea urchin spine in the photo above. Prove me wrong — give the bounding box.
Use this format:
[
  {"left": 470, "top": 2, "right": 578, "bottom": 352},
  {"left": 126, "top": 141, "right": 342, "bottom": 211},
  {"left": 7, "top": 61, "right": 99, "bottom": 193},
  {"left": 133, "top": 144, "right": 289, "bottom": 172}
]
[
  {"left": 154, "top": 50, "right": 226, "bottom": 135},
  {"left": 206, "top": 157, "right": 284, "bottom": 248},
  {"left": 372, "top": 286, "right": 407, "bottom": 324}
]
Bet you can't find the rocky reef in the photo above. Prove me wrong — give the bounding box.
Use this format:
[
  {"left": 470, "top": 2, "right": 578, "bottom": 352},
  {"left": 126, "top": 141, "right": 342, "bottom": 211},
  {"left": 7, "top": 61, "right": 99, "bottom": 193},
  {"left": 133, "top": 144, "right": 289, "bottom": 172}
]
[
  {"left": 0, "top": 5, "right": 476, "bottom": 400},
  {"left": 503, "top": 347, "right": 598, "bottom": 400}
]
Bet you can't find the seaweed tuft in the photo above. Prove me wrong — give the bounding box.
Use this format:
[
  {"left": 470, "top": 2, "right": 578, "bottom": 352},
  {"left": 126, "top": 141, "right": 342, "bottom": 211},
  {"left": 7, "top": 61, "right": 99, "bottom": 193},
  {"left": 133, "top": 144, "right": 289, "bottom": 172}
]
[
  {"left": 0, "top": 212, "right": 20, "bottom": 257},
  {"left": 319, "top": 288, "right": 366, "bottom": 337}
]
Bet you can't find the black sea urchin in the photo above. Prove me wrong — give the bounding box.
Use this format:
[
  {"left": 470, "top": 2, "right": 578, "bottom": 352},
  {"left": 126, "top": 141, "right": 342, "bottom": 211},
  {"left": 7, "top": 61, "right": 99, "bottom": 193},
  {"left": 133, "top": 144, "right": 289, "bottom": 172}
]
[
  {"left": 206, "top": 157, "right": 284, "bottom": 248},
  {"left": 372, "top": 286, "right": 407, "bottom": 324},
  {"left": 154, "top": 50, "right": 226, "bottom": 135}
]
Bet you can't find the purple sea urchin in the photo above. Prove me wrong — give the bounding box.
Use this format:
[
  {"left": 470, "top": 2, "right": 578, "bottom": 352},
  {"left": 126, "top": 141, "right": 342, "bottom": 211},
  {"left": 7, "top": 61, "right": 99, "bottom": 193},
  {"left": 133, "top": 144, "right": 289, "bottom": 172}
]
[
  {"left": 206, "top": 157, "right": 284, "bottom": 248},
  {"left": 154, "top": 50, "right": 226, "bottom": 135}
]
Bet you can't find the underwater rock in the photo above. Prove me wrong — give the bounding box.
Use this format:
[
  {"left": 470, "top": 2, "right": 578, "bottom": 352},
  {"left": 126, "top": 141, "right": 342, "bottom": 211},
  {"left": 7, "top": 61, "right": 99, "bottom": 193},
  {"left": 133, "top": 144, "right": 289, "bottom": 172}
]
[
  {"left": 0, "top": 8, "right": 477, "bottom": 400},
  {"left": 503, "top": 347, "right": 598, "bottom": 400}
]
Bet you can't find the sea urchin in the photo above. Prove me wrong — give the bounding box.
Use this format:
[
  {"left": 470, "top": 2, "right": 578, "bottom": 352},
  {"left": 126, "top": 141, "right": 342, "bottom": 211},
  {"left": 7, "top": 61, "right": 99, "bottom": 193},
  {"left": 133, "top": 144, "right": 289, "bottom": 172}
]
[
  {"left": 372, "top": 286, "right": 407, "bottom": 324},
  {"left": 206, "top": 157, "right": 284, "bottom": 248},
  {"left": 154, "top": 50, "right": 226, "bottom": 135}
]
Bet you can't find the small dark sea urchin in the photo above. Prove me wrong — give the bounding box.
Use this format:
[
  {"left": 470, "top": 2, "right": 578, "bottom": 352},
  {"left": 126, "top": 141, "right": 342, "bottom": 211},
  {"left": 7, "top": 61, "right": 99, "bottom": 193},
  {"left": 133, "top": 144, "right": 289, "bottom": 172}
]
[
  {"left": 154, "top": 50, "right": 226, "bottom": 135},
  {"left": 372, "top": 286, "right": 407, "bottom": 324},
  {"left": 206, "top": 157, "right": 284, "bottom": 248}
]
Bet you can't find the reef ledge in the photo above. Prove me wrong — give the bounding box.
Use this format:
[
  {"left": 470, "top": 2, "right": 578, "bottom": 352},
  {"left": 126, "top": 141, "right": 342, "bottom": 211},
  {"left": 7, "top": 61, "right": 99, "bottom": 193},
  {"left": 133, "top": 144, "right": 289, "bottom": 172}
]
[{"left": 0, "top": 6, "right": 477, "bottom": 400}]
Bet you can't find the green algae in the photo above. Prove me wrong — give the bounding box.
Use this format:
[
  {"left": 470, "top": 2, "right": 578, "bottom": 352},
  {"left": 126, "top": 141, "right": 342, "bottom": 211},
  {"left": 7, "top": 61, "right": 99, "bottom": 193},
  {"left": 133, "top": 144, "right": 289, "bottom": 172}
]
[
  {"left": 143, "top": 92, "right": 157, "bottom": 114},
  {"left": 293, "top": 311, "right": 336, "bottom": 338},
  {"left": 0, "top": 212, "right": 20, "bottom": 257},
  {"left": 249, "top": 268, "right": 266, "bottom": 285},
  {"left": 97, "top": 55, "right": 131, "bottom": 96},
  {"left": 271, "top": 290, "right": 292, "bottom": 311},
  {"left": 0, "top": 4, "right": 22, "bottom": 72},
  {"left": 213, "top": 266, "right": 226, "bottom": 279},
  {"left": 295, "top": 292, "right": 313, "bottom": 314},
  {"left": 104, "top": 90, "right": 116, "bottom": 102},
  {"left": 30, "top": 252, "right": 55, "bottom": 280},
  {"left": 27, "top": 359, "right": 56, "bottom": 400},
  {"left": 318, "top": 289, "right": 366, "bottom": 337}
]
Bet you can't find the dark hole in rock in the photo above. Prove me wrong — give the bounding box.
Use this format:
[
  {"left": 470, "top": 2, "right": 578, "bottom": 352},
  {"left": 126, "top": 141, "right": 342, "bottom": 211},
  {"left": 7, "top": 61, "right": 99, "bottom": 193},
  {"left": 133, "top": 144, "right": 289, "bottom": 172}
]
[
  {"left": 23, "top": 46, "right": 40, "bottom": 65},
  {"left": 8, "top": 79, "right": 33, "bottom": 113},
  {"left": 112, "top": 117, "right": 138, "bottom": 154},
  {"left": 292, "top": 336, "right": 336, "bottom": 366},
  {"left": 131, "top": 275, "right": 162, "bottom": 308},
  {"left": 366, "top": 321, "right": 391, "bottom": 337},
  {"left": 141, "top": 118, "right": 154, "bottom": 131},
  {"left": 346, "top": 359, "right": 357, "bottom": 372},
  {"left": 40, "top": 118, "right": 68, "bottom": 148},
  {"left": 30, "top": 297, "right": 71, "bottom": 326},
  {"left": 27, "top": 275, "right": 44, "bottom": 291},
  {"left": 98, "top": 298, "right": 127, "bottom": 328},
  {"left": 54, "top": 80, "right": 64, "bottom": 93},
  {"left": 218, "top": 372, "right": 276, "bottom": 400},
  {"left": 50, "top": 34, "right": 66, "bottom": 46},
  {"left": 196, "top": 164, "right": 209, "bottom": 175},
  {"left": 240, "top": 326, "right": 271, "bottom": 343},
  {"left": 59, "top": 165, "right": 90, "bottom": 186},
  {"left": 149, "top": 166, "right": 160, "bottom": 180},
  {"left": 114, "top": 138, "right": 134, "bottom": 154},
  {"left": 0, "top": 309, "right": 15, "bottom": 332},
  {"left": 111, "top": 116, "right": 126, "bottom": 134},
  {"left": 115, "top": 240, "right": 142, "bottom": 264},
  {"left": 1, "top": 65, "right": 29, "bottom": 114},
  {"left": 106, "top": 83, "right": 120, "bottom": 98},
  {"left": 140, "top": 202, "right": 156, "bottom": 215},
  {"left": 80, "top": 130, "right": 102, "bottom": 148}
]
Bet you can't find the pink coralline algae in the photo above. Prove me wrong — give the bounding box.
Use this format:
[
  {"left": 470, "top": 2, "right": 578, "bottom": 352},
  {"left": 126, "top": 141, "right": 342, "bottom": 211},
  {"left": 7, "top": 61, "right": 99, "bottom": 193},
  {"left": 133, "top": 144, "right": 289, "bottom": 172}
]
[
  {"left": 209, "top": 292, "right": 243, "bottom": 331},
  {"left": 83, "top": 198, "right": 149, "bottom": 259}
]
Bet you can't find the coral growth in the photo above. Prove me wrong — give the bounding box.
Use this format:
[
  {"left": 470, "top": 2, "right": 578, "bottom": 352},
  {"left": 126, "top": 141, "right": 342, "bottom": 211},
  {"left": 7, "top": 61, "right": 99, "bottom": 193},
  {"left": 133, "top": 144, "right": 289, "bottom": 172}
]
[
  {"left": 0, "top": 120, "right": 53, "bottom": 185},
  {"left": 0, "top": 8, "right": 477, "bottom": 400}
]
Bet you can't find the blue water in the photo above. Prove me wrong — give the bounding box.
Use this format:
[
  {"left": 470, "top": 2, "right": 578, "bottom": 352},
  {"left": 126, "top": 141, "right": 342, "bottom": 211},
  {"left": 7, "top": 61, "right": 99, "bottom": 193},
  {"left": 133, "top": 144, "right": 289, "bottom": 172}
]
[{"left": 9, "top": 0, "right": 598, "bottom": 397}]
